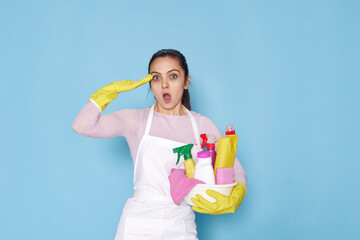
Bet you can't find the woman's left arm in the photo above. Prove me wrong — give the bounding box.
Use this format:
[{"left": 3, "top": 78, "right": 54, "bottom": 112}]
[{"left": 233, "top": 157, "right": 247, "bottom": 187}]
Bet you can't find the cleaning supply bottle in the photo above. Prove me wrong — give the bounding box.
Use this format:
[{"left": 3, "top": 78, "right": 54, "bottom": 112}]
[
  {"left": 173, "top": 144, "right": 196, "bottom": 178},
  {"left": 214, "top": 125, "right": 238, "bottom": 183},
  {"left": 200, "top": 134, "right": 218, "bottom": 168},
  {"left": 194, "top": 151, "right": 215, "bottom": 184}
]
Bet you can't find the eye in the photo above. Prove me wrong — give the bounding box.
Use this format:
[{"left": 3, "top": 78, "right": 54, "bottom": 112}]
[
  {"left": 153, "top": 75, "right": 160, "bottom": 80},
  {"left": 170, "top": 74, "right": 178, "bottom": 79}
]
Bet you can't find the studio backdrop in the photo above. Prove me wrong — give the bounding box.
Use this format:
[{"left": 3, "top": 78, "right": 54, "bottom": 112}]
[{"left": 0, "top": 0, "right": 359, "bottom": 239}]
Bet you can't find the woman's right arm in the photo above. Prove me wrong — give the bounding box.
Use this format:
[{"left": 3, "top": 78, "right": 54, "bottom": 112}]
[
  {"left": 72, "top": 74, "right": 152, "bottom": 138},
  {"left": 72, "top": 101, "right": 138, "bottom": 138}
]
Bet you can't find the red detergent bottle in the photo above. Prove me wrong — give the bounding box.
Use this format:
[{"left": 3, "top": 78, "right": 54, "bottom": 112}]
[{"left": 200, "top": 134, "right": 218, "bottom": 168}]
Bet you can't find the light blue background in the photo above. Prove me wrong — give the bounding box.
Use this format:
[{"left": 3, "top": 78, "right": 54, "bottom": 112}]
[{"left": 1, "top": 0, "right": 359, "bottom": 239}]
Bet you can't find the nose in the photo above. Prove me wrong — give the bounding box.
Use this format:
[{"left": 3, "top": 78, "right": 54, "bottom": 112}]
[{"left": 161, "top": 78, "right": 169, "bottom": 89}]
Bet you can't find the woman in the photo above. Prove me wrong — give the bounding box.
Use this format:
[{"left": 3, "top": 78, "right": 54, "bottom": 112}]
[{"left": 72, "top": 49, "right": 247, "bottom": 239}]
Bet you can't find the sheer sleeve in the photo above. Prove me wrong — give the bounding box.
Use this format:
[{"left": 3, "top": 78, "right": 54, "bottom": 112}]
[
  {"left": 198, "top": 115, "right": 247, "bottom": 187},
  {"left": 72, "top": 101, "right": 141, "bottom": 139}
]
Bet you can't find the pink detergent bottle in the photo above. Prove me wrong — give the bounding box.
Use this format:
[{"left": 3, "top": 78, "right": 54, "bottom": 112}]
[{"left": 200, "top": 134, "right": 218, "bottom": 168}]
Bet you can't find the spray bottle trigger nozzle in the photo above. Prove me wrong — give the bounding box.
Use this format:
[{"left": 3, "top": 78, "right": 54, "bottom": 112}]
[
  {"left": 173, "top": 144, "right": 194, "bottom": 165},
  {"left": 176, "top": 154, "right": 180, "bottom": 165},
  {"left": 200, "top": 134, "right": 208, "bottom": 149}
]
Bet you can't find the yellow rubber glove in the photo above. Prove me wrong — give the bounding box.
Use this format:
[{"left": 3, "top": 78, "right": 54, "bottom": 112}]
[
  {"left": 89, "top": 74, "right": 153, "bottom": 112},
  {"left": 191, "top": 182, "right": 246, "bottom": 215}
]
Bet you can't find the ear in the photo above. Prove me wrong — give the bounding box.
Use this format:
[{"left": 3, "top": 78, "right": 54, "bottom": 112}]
[{"left": 184, "top": 75, "right": 191, "bottom": 90}]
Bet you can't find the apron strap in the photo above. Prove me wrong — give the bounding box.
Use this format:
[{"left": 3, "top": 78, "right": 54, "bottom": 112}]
[
  {"left": 144, "top": 104, "right": 201, "bottom": 148},
  {"left": 144, "top": 105, "right": 155, "bottom": 136},
  {"left": 184, "top": 108, "right": 201, "bottom": 148}
]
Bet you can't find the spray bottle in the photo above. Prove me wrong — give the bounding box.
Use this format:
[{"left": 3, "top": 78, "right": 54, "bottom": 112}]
[
  {"left": 200, "top": 134, "right": 218, "bottom": 168},
  {"left": 173, "top": 144, "right": 196, "bottom": 178}
]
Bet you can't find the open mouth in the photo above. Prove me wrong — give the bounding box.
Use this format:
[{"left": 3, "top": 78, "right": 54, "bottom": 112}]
[{"left": 163, "top": 93, "right": 171, "bottom": 103}]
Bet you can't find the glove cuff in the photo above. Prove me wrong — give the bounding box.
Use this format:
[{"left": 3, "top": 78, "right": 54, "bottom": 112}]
[
  {"left": 234, "top": 182, "right": 247, "bottom": 195},
  {"left": 89, "top": 82, "right": 118, "bottom": 111},
  {"left": 89, "top": 98, "right": 102, "bottom": 112}
]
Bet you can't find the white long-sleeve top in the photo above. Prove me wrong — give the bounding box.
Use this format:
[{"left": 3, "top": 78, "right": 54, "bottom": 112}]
[{"left": 72, "top": 101, "right": 247, "bottom": 186}]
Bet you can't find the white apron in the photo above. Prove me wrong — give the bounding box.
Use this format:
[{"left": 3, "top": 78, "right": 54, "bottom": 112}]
[{"left": 114, "top": 105, "right": 201, "bottom": 240}]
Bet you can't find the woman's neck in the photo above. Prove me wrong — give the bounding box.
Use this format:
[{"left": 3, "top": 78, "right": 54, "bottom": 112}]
[{"left": 154, "top": 102, "right": 187, "bottom": 115}]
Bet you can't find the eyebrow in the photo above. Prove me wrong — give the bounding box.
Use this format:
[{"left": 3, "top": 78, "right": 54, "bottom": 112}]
[
  {"left": 150, "top": 69, "right": 180, "bottom": 75},
  {"left": 167, "top": 69, "right": 180, "bottom": 74}
]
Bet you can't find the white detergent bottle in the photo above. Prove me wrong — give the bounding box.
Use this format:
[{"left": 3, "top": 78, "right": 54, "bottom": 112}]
[{"left": 194, "top": 151, "right": 215, "bottom": 184}]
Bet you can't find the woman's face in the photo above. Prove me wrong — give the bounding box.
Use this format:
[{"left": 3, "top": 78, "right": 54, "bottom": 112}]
[{"left": 149, "top": 57, "right": 190, "bottom": 113}]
